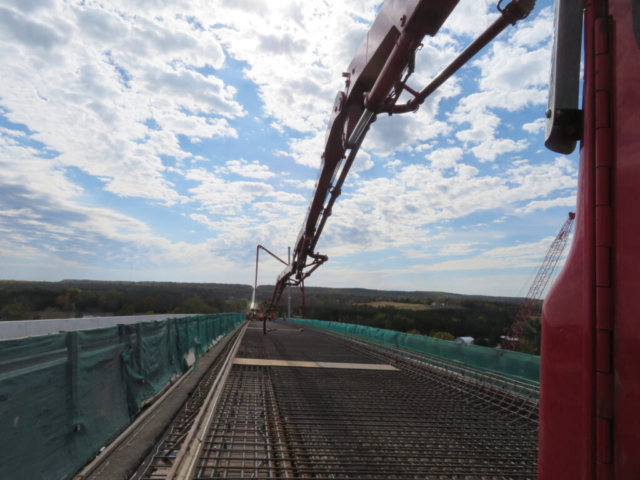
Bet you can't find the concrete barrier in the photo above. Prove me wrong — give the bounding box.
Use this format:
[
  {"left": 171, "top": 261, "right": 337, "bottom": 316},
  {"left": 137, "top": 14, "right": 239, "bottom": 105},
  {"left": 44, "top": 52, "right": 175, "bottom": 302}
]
[{"left": 0, "top": 314, "right": 199, "bottom": 340}]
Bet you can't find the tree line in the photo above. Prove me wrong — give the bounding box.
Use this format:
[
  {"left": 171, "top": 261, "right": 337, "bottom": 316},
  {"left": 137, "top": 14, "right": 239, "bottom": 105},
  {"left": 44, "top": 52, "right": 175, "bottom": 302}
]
[
  {"left": 0, "top": 280, "right": 250, "bottom": 320},
  {"left": 0, "top": 280, "right": 540, "bottom": 353}
]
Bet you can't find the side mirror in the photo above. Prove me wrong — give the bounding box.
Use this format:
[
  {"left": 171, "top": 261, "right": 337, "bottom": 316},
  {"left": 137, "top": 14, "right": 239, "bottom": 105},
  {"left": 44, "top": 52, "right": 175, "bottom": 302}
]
[{"left": 545, "top": 0, "right": 584, "bottom": 154}]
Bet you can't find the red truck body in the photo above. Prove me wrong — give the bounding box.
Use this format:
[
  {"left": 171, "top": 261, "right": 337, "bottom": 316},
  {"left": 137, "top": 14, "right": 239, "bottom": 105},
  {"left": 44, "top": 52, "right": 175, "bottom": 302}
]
[{"left": 540, "top": 1, "right": 640, "bottom": 478}]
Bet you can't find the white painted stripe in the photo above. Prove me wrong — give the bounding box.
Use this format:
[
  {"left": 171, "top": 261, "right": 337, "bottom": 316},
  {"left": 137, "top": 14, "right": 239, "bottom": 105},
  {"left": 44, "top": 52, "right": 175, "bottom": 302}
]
[{"left": 233, "top": 358, "right": 398, "bottom": 371}]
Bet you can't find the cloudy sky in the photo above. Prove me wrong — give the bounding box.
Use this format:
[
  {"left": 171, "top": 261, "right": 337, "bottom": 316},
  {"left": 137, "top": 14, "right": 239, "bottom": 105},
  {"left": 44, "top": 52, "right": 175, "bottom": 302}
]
[{"left": 0, "top": 0, "right": 577, "bottom": 296}]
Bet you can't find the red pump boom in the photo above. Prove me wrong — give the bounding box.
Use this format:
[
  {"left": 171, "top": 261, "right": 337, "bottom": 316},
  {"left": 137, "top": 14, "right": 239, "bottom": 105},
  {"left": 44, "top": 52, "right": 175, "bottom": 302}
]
[{"left": 266, "top": 0, "right": 536, "bottom": 312}]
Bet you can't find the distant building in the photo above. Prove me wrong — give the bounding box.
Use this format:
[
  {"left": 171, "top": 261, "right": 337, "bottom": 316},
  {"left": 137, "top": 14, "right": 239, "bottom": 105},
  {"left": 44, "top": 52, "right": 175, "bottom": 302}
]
[
  {"left": 500, "top": 335, "right": 519, "bottom": 342},
  {"left": 454, "top": 336, "right": 474, "bottom": 345}
]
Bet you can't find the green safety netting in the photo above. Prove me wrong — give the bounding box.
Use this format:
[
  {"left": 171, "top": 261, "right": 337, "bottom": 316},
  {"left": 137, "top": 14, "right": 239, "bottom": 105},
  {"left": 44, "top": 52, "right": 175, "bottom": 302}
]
[
  {"left": 0, "top": 313, "right": 244, "bottom": 480},
  {"left": 286, "top": 318, "right": 540, "bottom": 384}
]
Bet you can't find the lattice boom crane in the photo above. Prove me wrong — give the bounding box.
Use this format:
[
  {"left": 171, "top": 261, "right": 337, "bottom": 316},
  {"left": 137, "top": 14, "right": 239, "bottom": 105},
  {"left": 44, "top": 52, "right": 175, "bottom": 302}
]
[{"left": 502, "top": 212, "right": 575, "bottom": 350}]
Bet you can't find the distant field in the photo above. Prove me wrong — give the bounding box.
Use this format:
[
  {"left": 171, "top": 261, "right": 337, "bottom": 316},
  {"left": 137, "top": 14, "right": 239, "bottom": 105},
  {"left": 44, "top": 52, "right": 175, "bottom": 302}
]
[
  {"left": 364, "top": 301, "right": 432, "bottom": 310},
  {"left": 362, "top": 301, "right": 464, "bottom": 310}
]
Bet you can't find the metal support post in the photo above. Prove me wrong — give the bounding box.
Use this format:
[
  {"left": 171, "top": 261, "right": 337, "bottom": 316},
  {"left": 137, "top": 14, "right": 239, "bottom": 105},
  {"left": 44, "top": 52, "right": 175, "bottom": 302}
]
[{"left": 68, "top": 331, "right": 82, "bottom": 432}]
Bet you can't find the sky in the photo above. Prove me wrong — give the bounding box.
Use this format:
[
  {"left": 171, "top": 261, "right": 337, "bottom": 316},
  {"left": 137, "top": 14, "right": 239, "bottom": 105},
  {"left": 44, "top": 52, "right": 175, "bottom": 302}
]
[{"left": 0, "top": 0, "right": 578, "bottom": 297}]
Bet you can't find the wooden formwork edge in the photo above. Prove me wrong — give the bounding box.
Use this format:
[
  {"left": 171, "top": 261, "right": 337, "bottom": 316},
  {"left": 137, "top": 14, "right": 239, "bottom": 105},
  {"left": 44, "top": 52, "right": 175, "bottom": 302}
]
[{"left": 168, "top": 321, "right": 248, "bottom": 480}]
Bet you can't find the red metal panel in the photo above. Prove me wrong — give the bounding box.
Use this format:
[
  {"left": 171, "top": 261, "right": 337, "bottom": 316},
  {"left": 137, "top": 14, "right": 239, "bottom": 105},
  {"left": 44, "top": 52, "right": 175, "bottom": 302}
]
[
  {"left": 596, "top": 371, "right": 614, "bottom": 417},
  {"left": 595, "top": 205, "right": 613, "bottom": 243},
  {"left": 596, "top": 462, "right": 614, "bottom": 480},
  {"left": 596, "top": 246, "right": 611, "bottom": 287},
  {"left": 595, "top": 16, "right": 610, "bottom": 53},
  {"left": 593, "top": 12, "right": 615, "bottom": 479},
  {"left": 539, "top": 203, "right": 596, "bottom": 478},
  {"left": 610, "top": 0, "right": 640, "bottom": 476},
  {"left": 595, "top": 128, "right": 613, "bottom": 166},
  {"left": 596, "top": 417, "right": 613, "bottom": 463},
  {"left": 543, "top": 0, "right": 640, "bottom": 475},
  {"left": 595, "top": 91, "right": 610, "bottom": 127},
  {"left": 595, "top": 331, "right": 612, "bottom": 373},
  {"left": 595, "top": 167, "right": 611, "bottom": 205},
  {"left": 595, "top": 287, "right": 613, "bottom": 330},
  {"left": 595, "top": 53, "right": 612, "bottom": 89},
  {"left": 539, "top": 0, "right": 600, "bottom": 477}
]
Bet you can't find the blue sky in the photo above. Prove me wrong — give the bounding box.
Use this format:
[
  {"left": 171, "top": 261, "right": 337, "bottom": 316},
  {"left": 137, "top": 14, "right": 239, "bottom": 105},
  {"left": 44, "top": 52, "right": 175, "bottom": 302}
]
[{"left": 0, "top": 0, "right": 577, "bottom": 296}]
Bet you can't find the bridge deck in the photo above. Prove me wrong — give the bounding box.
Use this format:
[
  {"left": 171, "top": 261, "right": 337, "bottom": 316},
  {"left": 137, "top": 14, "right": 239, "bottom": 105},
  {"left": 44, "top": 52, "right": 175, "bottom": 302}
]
[{"left": 181, "top": 320, "right": 538, "bottom": 479}]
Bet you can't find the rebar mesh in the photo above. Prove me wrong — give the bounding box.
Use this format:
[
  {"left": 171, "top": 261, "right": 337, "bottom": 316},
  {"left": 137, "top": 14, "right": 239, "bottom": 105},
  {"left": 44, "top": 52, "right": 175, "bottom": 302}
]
[
  {"left": 192, "top": 322, "right": 538, "bottom": 479},
  {"left": 305, "top": 326, "right": 539, "bottom": 426}
]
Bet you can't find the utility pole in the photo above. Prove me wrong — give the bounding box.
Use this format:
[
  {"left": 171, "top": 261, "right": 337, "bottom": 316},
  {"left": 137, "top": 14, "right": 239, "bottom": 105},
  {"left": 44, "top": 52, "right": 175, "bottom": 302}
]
[{"left": 253, "top": 244, "right": 288, "bottom": 332}]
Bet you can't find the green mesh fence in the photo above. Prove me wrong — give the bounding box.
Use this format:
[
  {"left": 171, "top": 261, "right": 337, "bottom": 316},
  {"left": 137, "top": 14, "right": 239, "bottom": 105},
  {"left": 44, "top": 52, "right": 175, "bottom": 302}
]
[
  {"left": 286, "top": 318, "right": 539, "bottom": 384},
  {"left": 0, "top": 313, "right": 244, "bottom": 480}
]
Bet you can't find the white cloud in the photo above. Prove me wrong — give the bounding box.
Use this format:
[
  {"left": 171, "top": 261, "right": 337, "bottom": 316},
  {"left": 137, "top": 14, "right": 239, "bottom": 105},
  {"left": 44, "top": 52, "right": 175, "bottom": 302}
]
[
  {"left": 0, "top": 1, "right": 243, "bottom": 205},
  {"left": 188, "top": 205, "right": 306, "bottom": 267},
  {"left": 516, "top": 195, "right": 576, "bottom": 214},
  {"left": 365, "top": 88, "right": 457, "bottom": 157},
  {"left": 206, "top": 0, "right": 465, "bottom": 162},
  {"left": 442, "top": 0, "right": 497, "bottom": 37},
  {"left": 384, "top": 159, "right": 403, "bottom": 169},
  {"left": 0, "top": 139, "right": 216, "bottom": 273},
  {"left": 471, "top": 138, "right": 529, "bottom": 162},
  {"left": 427, "top": 147, "right": 463, "bottom": 169},
  {"left": 210, "top": 1, "right": 376, "bottom": 134},
  {"left": 447, "top": 7, "right": 554, "bottom": 162},
  {"left": 319, "top": 155, "right": 576, "bottom": 257},
  {"left": 352, "top": 149, "right": 374, "bottom": 173},
  {"left": 226, "top": 160, "right": 276, "bottom": 179},
  {"left": 473, "top": 7, "right": 553, "bottom": 92},
  {"left": 523, "top": 118, "right": 546, "bottom": 134},
  {"left": 284, "top": 179, "right": 316, "bottom": 189},
  {"left": 185, "top": 168, "right": 273, "bottom": 216},
  {"left": 413, "top": 236, "right": 558, "bottom": 272},
  {"left": 438, "top": 242, "right": 479, "bottom": 256},
  {"left": 288, "top": 131, "right": 325, "bottom": 168},
  {"left": 185, "top": 168, "right": 304, "bottom": 216}
]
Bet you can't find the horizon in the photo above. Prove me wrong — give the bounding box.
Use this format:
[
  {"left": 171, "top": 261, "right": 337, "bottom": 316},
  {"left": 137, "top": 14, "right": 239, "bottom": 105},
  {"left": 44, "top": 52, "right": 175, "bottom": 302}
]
[{"left": 0, "top": 277, "right": 526, "bottom": 300}]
